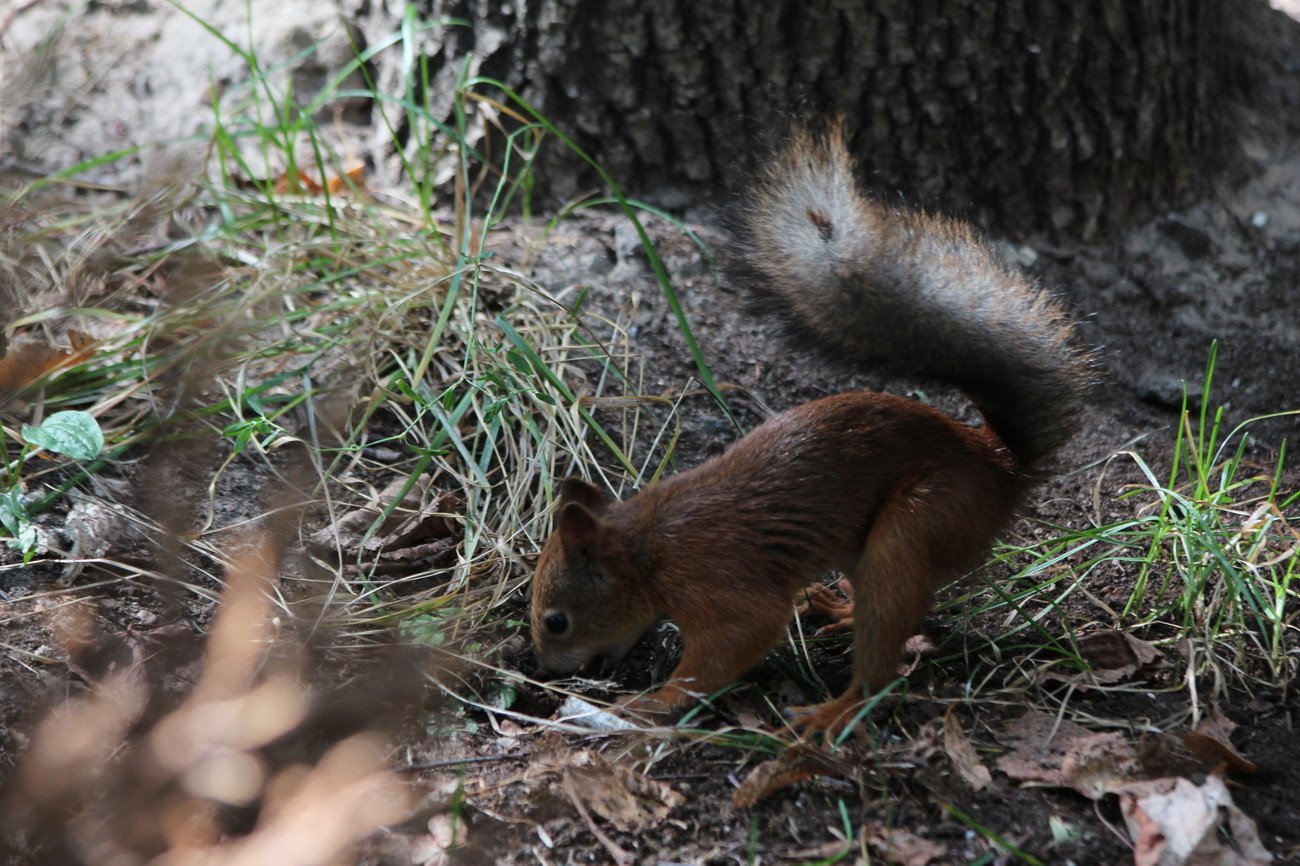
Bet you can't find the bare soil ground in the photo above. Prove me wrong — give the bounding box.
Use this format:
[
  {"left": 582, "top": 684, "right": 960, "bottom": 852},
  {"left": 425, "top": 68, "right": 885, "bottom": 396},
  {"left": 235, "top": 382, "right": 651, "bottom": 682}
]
[{"left": 2, "top": 2, "right": 1299, "bottom": 865}]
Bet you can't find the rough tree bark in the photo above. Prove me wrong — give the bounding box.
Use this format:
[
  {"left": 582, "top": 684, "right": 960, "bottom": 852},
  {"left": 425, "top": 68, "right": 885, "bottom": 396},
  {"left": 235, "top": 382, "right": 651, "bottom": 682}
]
[{"left": 348, "top": 0, "right": 1230, "bottom": 236}]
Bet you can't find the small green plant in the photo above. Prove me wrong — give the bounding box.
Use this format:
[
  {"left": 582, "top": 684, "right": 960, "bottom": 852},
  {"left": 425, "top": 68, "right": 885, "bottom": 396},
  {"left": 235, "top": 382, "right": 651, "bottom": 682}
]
[
  {"left": 220, "top": 391, "right": 290, "bottom": 455},
  {"left": 21, "top": 410, "right": 105, "bottom": 461},
  {"left": 400, "top": 607, "right": 461, "bottom": 647},
  {"left": 0, "top": 486, "right": 36, "bottom": 557},
  {"left": 1, "top": 410, "right": 105, "bottom": 560}
]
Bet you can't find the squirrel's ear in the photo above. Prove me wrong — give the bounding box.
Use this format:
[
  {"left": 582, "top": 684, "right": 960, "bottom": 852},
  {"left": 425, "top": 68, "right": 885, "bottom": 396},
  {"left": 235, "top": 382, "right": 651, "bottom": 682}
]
[
  {"left": 558, "top": 501, "right": 602, "bottom": 553},
  {"left": 558, "top": 477, "right": 610, "bottom": 513}
]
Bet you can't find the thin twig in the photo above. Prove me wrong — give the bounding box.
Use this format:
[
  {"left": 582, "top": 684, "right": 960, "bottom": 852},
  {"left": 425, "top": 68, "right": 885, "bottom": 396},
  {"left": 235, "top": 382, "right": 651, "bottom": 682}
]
[{"left": 399, "top": 754, "right": 525, "bottom": 772}]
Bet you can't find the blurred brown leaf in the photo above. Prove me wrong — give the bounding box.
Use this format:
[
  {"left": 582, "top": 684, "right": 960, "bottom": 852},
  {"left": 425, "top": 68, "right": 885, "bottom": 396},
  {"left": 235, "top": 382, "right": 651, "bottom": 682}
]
[
  {"left": 1076, "top": 630, "right": 1161, "bottom": 683},
  {"left": 862, "top": 822, "right": 948, "bottom": 866},
  {"left": 308, "top": 476, "right": 460, "bottom": 576},
  {"left": 3, "top": 531, "right": 423, "bottom": 866},
  {"left": 521, "top": 748, "right": 683, "bottom": 833},
  {"left": 1180, "top": 707, "right": 1256, "bottom": 777},
  {"left": 732, "top": 744, "right": 852, "bottom": 807}
]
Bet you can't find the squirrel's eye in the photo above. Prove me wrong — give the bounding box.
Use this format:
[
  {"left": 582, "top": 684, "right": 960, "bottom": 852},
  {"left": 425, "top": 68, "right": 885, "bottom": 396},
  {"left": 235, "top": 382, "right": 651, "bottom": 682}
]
[{"left": 544, "top": 611, "right": 569, "bottom": 636}]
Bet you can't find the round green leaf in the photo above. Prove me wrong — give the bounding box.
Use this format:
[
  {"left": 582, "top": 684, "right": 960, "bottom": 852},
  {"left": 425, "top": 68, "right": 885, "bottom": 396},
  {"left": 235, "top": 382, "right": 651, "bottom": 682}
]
[{"left": 21, "top": 410, "right": 104, "bottom": 460}]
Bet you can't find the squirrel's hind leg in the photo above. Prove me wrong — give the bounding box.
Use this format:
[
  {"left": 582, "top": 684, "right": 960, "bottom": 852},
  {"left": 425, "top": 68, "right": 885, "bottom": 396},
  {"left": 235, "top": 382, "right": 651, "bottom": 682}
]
[{"left": 789, "top": 470, "right": 1010, "bottom": 740}]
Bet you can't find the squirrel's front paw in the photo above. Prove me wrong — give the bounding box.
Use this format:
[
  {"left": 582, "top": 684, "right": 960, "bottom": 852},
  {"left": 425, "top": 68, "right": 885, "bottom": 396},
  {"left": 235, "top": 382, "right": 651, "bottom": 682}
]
[
  {"left": 795, "top": 578, "right": 856, "bottom": 635},
  {"left": 616, "top": 692, "right": 675, "bottom": 718},
  {"left": 616, "top": 687, "right": 696, "bottom": 723}
]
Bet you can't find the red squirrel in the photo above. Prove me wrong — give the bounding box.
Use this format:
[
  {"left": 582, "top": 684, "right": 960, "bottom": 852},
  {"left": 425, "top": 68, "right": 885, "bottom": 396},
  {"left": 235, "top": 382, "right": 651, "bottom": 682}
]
[{"left": 529, "top": 124, "right": 1088, "bottom": 736}]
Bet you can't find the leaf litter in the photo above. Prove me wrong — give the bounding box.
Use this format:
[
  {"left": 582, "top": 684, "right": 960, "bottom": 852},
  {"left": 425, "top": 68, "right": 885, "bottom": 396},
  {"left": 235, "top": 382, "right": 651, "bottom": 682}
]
[
  {"left": 996, "top": 709, "right": 1271, "bottom": 865},
  {"left": 307, "top": 475, "right": 461, "bottom": 578},
  {"left": 516, "top": 744, "right": 685, "bottom": 835}
]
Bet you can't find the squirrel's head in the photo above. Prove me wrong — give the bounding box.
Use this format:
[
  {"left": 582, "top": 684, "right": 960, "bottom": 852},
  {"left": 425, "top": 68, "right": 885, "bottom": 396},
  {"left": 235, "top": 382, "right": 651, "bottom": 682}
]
[{"left": 529, "top": 478, "right": 659, "bottom": 675}]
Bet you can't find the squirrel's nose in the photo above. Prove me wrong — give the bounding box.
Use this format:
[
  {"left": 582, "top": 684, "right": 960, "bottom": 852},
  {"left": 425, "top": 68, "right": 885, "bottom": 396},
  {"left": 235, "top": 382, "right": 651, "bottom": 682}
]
[{"left": 533, "top": 646, "right": 586, "bottom": 676}]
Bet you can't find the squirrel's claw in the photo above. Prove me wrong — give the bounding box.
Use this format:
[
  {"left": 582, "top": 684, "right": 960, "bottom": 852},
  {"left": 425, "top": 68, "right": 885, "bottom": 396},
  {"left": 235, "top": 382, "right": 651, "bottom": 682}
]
[
  {"left": 785, "top": 694, "right": 866, "bottom": 742},
  {"left": 616, "top": 690, "right": 683, "bottom": 723},
  {"left": 796, "top": 578, "right": 856, "bottom": 635}
]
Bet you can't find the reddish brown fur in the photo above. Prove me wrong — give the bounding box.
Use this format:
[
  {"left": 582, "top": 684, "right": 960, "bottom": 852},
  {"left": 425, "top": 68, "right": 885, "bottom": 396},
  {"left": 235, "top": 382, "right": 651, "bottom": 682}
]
[
  {"left": 531, "top": 393, "right": 1021, "bottom": 731},
  {"left": 529, "top": 124, "right": 1085, "bottom": 735}
]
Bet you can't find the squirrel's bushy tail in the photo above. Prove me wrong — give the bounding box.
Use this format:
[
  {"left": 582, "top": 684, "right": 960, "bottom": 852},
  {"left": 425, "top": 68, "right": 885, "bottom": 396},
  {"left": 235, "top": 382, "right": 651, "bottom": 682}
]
[{"left": 739, "top": 124, "right": 1088, "bottom": 470}]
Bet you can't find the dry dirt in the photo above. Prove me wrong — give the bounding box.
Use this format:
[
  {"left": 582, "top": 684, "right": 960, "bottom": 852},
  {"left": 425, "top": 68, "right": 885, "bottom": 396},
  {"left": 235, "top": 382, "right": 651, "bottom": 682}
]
[{"left": 2, "top": 1, "right": 1299, "bottom": 865}]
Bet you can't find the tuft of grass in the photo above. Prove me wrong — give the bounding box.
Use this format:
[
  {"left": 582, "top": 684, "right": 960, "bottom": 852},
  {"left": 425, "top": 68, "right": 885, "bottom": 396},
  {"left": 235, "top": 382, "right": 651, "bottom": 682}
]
[
  {"left": 946, "top": 342, "right": 1299, "bottom": 694},
  {"left": 1119, "top": 344, "right": 1299, "bottom": 673}
]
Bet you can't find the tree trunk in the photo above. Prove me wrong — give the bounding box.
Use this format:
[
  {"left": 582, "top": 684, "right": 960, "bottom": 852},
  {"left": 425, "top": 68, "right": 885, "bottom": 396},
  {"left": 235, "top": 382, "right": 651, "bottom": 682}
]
[{"left": 349, "top": 0, "right": 1230, "bottom": 236}]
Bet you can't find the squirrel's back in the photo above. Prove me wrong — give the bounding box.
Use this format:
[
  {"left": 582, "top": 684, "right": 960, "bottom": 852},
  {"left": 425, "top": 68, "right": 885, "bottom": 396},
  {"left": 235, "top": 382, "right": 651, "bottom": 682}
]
[{"left": 737, "top": 124, "right": 1088, "bottom": 470}]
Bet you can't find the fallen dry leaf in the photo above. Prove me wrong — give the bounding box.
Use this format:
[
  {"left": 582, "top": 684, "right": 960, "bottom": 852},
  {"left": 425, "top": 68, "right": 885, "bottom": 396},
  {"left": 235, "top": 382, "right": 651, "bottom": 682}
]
[
  {"left": 942, "top": 707, "right": 992, "bottom": 792},
  {"left": 308, "top": 476, "right": 460, "bottom": 576},
  {"left": 60, "top": 489, "right": 133, "bottom": 585},
  {"left": 1134, "top": 707, "right": 1258, "bottom": 780},
  {"left": 900, "top": 717, "right": 946, "bottom": 766},
  {"left": 996, "top": 710, "right": 1142, "bottom": 799},
  {"left": 862, "top": 822, "right": 948, "bottom": 866},
  {"left": 521, "top": 748, "right": 683, "bottom": 835},
  {"left": 1180, "top": 707, "right": 1257, "bottom": 777},
  {"left": 1077, "top": 630, "right": 1162, "bottom": 683},
  {"left": 898, "top": 633, "right": 937, "bottom": 676},
  {"left": 564, "top": 752, "right": 684, "bottom": 833},
  {"left": 996, "top": 711, "right": 1272, "bottom": 863},
  {"left": 1119, "top": 775, "right": 1272, "bottom": 866},
  {"left": 732, "top": 744, "right": 853, "bottom": 807},
  {"left": 1194, "top": 705, "right": 1238, "bottom": 744},
  {"left": 1179, "top": 732, "right": 1258, "bottom": 778}
]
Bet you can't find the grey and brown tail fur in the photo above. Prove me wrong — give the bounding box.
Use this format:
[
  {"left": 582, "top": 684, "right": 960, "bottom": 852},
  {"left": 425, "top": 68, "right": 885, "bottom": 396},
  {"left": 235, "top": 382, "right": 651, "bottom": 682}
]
[{"left": 737, "top": 123, "right": 1089, "bottom": 471}]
